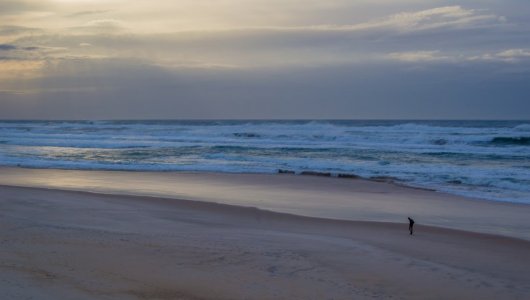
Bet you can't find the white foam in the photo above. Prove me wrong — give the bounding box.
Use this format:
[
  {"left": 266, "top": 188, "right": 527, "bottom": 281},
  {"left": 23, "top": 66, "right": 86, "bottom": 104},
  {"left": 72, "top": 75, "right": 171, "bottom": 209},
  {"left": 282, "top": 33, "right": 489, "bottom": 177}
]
[{"left": 1, "top": 120, "right": 529, "bottom": 203}]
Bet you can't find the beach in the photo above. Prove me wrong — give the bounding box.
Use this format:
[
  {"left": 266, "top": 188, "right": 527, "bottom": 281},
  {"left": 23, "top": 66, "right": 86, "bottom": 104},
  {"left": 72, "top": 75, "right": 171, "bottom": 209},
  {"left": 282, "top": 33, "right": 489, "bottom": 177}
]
[
  {"left": 1, "top": 168, "right": 529, "bottom": 299},
  {"left": 2, "top": 0, "right": 529, "bottom": 297}
]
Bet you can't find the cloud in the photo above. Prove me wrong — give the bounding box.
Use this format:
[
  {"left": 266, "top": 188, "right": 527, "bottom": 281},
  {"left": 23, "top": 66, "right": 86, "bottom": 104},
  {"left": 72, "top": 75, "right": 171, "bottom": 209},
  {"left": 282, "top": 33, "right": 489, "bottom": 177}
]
[
  {"left": 22, "top": 46, "right": 40, "bottom": 51},
  {"left": 1, "top": 1, "right": 529, "bottom": 119},
  {"left": 66, "top": 10, "right": 111, "bottom": 18},
  {"left": 387, "top": 51, "right": 450, "bottom": 62},
  {"left": 389, "top": 48, "right": 530, "bottom": 64},
  {"left": 469, "top": 48, "right": 530, "bottom": 62},
  {"left": 382, "top": 6, "right": 503, "bottom": 31},
  {"left": 0, "top": 45, "right": 39, "bottom": 52},
  {"left": 0, "top": 59, "right": 44, "bottom": 79},
  {"left": 0, "top": 25, "right": 41, "bottom": 36},
  {"left": 0, "top": 43, "right": 70, "bottom": 69},
  {"left": 0, "top": 0, "right": 49, "bottom": 16},
  {"left": 69, "top": 19, "right": 126, "bottom": 34},
  {"left": 0, "top": 44, "right": 17, "bottom": 51},
  {"left": 252, "top": 5, "right": 505, "bottom": 34},
  {"left": 3, "top": 4, "right": 525, "bottom": 70},
  {"left": 82, "top": 19, "right": 124, "bottom": 30},
  {"left": 1, "top": 56, "right": 528, "bottom": 120},
  {"left": 497, "top": 49, "right": 530, "bottom": 59}
]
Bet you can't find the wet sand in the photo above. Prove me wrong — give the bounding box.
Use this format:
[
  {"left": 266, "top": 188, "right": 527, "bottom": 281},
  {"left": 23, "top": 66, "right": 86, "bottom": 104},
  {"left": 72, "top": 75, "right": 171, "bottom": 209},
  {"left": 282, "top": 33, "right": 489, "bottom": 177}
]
[
  {"left": 1, "top": 175, "right": 529, "bottom": 299},
  {"left": 0, "top": 167, "right": 529, "bottom": 240}
]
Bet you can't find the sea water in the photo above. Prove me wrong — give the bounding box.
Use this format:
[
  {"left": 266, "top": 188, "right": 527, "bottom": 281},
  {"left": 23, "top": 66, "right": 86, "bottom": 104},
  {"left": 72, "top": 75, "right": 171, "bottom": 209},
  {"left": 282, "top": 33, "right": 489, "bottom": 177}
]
[{"left": 0, "top": 120, "right": 528, "bottom": 203}]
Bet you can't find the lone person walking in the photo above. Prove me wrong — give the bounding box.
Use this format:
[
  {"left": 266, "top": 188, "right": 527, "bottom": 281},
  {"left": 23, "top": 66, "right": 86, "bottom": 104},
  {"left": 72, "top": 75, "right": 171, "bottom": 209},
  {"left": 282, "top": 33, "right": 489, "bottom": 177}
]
[{"left": 408, "top": 217, "right": 415, "bottom": 235}]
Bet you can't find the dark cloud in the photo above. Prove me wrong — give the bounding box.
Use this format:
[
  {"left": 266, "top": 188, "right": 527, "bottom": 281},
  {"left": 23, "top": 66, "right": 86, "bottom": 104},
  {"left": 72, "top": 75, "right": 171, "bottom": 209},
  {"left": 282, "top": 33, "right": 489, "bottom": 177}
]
[
  {"left": 66, "top": 10, "right": 111, "bottom": 18},
  {"left": 0, "top": 57, "right": 528, "bottom": 120},
  {"left": 22, "top": 46, "right": 40, "bottom": 51},
  {"left": 0, "top": 44, "right": 17, "bottom": 51}
]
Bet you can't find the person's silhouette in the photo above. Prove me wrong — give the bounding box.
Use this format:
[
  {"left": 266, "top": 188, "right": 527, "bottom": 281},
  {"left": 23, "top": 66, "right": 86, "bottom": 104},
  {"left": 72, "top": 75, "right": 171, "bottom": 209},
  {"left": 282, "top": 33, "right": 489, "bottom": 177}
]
[{"left": 408, "top": 217, "right": 415, "bottom": 235}]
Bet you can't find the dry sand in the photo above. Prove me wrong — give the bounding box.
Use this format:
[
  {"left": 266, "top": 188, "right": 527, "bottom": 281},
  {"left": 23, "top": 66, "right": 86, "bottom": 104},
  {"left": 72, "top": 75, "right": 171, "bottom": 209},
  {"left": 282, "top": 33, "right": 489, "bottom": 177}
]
[{"left": 1, "top": 179, "right": 529, "bottom": 299}]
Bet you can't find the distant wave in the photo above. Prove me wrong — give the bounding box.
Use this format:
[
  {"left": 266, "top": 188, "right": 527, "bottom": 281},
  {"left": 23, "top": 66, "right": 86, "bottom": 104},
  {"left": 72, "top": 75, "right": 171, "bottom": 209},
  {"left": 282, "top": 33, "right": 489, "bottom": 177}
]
[
  {"left": 1, "top": 120, "right": 529, "bottom": 204},
  {"left": 490, "top": 136, "right": 530, "bottom": 146}
]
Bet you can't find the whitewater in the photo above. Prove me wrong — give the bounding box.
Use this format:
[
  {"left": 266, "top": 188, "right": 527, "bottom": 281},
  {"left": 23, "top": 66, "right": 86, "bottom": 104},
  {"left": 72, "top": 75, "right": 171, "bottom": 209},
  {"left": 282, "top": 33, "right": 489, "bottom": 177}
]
[{"left": 0, "top": 120, "right": 528, "bottom": 204}]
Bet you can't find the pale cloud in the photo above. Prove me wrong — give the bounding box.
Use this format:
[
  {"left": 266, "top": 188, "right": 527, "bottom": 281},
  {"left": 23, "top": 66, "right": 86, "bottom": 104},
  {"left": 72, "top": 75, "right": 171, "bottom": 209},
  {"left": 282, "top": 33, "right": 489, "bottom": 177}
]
[
  {"left": 289, "top": 5, "right": 505, "bottom": 33},
  {"left": 469, "top": 48, "right": 530, "bottom": 62},
  {"left": 72, "top": 19, "right": 126, "bottom": 33},
  {"left": 496, "top": 49, "right": 530, "bottom": 59},
  {"left": 387, "top": 51, "right": 450, "bottom": 62},
  {"left": 390, "top": 48, "right": 530, "bottom": 63},
  {"left": 384, "top": 6, "right": 502, "bottom": 31},
  {"left": 4, "top": 5, "right": 517, "bottom": 70},
  {"left": 0, "top": 59, "right": 44, "bottom": 79},
  {"left": 90, "top": 5, "right": 503, "bottom": 34},
  {"left": 0, "top": 0, "right": 49, "bottom": 16}
]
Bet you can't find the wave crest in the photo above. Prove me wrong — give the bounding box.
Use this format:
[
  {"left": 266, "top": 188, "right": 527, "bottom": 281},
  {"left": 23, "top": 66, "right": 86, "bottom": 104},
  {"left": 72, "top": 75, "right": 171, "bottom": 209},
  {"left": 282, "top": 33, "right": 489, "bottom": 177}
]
[{"left": 490, "top": 136, "right": 530, "bottom": 146}]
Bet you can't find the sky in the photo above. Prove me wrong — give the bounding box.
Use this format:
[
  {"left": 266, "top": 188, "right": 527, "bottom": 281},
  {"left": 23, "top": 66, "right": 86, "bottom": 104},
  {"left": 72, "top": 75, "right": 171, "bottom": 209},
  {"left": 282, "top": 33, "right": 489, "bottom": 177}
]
[{"left": 0, "top": 0, "right": 529, "bottom": 120}]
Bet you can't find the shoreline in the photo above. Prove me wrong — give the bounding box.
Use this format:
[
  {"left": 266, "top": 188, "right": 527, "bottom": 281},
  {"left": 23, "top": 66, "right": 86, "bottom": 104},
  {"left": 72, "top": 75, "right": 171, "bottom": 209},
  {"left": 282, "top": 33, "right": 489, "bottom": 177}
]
[
  {"left": 2, "top": 183, "right": 530, "bottom": 244},
  {"left": 1, "top": 184, "right": 529, "bottom": 299},
  {"left": 0, "top": 165, "right": 515, "bottom": 202},
  {"left": 0, "top": 166, "right": 529, "bottom": 240},
  {"left": 1, "top": 164, "right": 523, "bottom": 204}
]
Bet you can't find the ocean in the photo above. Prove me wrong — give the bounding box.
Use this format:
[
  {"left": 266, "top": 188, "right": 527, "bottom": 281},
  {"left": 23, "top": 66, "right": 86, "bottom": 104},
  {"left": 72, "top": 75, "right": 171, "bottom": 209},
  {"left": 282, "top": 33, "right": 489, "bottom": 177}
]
[{"left": 0, "top": 120, "right": 528, "bottom": 204}]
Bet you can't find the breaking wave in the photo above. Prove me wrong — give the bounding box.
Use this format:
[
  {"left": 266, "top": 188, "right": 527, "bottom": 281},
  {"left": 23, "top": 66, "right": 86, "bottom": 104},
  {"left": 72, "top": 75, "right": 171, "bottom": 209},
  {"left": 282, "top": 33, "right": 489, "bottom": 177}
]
[
  {"left": 0, "top": 120, "right": 529, "bottom": 203},
  {"left": 490, "top": 136, "right": 530, "bottom": 146}
]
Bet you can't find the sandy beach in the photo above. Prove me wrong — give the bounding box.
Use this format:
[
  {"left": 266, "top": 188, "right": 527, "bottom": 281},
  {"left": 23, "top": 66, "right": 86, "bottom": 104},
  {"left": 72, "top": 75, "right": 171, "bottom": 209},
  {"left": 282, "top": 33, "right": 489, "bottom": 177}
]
[
  {"left": 0, "top": 169, "right": 529, "bottom": 299},
  {"left": 1, "top": 167, "right": 529, "bottom": 240}
]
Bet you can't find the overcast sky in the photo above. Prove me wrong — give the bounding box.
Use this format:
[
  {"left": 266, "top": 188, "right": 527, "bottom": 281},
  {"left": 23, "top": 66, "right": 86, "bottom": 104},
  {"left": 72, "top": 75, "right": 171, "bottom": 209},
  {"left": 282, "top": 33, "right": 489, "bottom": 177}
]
[{"left": 1, "top": 0, "right": 529, "bottom": 119}]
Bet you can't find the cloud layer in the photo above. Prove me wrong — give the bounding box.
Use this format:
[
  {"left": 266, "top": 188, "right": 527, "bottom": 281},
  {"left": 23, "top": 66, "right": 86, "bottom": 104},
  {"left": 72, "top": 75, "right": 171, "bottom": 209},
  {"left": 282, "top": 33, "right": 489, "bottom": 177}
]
[{"left": 0, "top": 0, "right": 529, "bottom": 119}]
